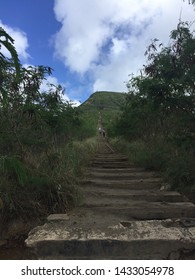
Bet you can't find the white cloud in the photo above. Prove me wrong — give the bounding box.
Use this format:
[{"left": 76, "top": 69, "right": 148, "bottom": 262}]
[
  {"left": 54, "top": 0, "right": 112, "bottom": 73},
  {"left": 40, "top": 76, "right": 68, "bottom": 100},
  {"left": 0, "top": 20, "right": 29, "bottom": 61},
  {"left": 40, "top": 75, "right": 80, "bottom": 107},
  {"left": 53, "top": 0, "right": 195, "bottom": 93}
]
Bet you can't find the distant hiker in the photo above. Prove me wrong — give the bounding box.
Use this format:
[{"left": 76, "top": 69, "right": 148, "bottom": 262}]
[
  {"left": 102, "top": 129, "right": 106, "bottom": 137},
  {"left": 98, "top": 127, "right": 102, "bottom": 136}
]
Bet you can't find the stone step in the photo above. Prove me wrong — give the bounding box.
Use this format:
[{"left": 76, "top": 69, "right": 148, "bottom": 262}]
[
  {"left": 92, "top": 157, "right": 128, "bottom": 162},
  {"left": 91, "top": 162, "right": 132, "bottom": 168},
  {"left": 81, "top": 178, "right": 162, "bottom": 190},
  {"left": 77, "top": 202, "right": 195, "bottom": 220},
  {"left": 95, "top": 154, "right": 128, "bottom": 159},
  {"left": 80, "top": 196, "right": 187, "bottom": 207},
  {"left": 89, "top": 167, "right": 146, "bottom": 173},
  {"left": 97, "top": 151, "right": 114, "bottom": 155},
  {"left": 92, "top": 158, "right": 128, "bottom": 162},
  {"left": 86, "top": 171, "right": 159, "bottom": 180},
  {"left": 79, "top": 189, "right": 186, "bottom": 202},
  {"left": 25, "top": 216, "right": 195, "bottom": 259}
]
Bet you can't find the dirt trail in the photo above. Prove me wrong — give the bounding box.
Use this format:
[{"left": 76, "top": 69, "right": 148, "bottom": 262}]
[{"left": 25, "top": 138, "right": 195, "bottom": 259}]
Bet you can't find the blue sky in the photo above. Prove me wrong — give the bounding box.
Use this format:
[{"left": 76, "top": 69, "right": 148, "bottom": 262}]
[{"left": 0, "top": 0, "right": 194, "bottom": 105}]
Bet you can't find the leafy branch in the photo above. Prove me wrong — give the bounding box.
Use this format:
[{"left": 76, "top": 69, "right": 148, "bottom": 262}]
[{"left": 0, "top": 27, "right": 20, "bottom": 79}]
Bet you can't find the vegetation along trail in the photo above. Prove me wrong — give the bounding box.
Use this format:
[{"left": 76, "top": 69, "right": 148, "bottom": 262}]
[{"left": 1, "top": 2, "right": 195, "bottom": 259}]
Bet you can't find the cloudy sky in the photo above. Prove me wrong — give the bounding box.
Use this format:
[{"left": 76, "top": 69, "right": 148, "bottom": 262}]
[{"left": 0, "top": 0, "right": 194, "bottom": 104}]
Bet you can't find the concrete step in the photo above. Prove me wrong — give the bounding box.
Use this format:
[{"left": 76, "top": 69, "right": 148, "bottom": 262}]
[
  {"left": 86, "top": 171, "right": 159, "bottom": 180},
  {"left": 80, "top": 189, "right": 186, "bottom": 202},
  {"left": 89, "top": 167, "right": 146, "bottom": 173},
  {"left": 92, "top": 158, "right": 128, "bottom": 162},
  {"left": 80, "top": 196, "right": 189, "bottom": 207},
  {"left": 91, "top": 161, "right": 131, "bottom": 169},
  {"left": 25, "top": 215, "right": 195, "bottom": 259},
  {"left": 95, "top": 154, "right": 128, "bottom": 159},
  {"left": 81, "top": 178, "right": 162, "bottom": 190},
  {"left": 78, "top": 202, "right": 195, "bottom": 220}
]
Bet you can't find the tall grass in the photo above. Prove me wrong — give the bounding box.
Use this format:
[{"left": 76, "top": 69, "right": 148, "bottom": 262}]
[
  {"left": 111, "top": 137, "right": 195, "bottom": 199},
  {"left": 111, "top": 138, "right": 170, "bottom": 170},
  {"left": 0, "top": 137, "right": 98, "bottom": 221},
  {"left": 0, "top": 156, "right": 28, "bottom": 186}
]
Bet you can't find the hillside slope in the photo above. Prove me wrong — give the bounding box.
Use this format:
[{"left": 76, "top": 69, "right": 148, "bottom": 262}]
[
  {"left": 79, "top": 91, "right": 126, "bottom": 136},
  {"left": 81, "top": 91, "right": 126, "bottom": 110}
]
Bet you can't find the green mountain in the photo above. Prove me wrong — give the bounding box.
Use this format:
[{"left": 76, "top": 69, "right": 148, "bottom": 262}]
[
  {"left": 81, "top": 91, "right": 126, "bottom": 110},
  {"left": 79, "top": 91, "right": 126, "bottom": 136}
]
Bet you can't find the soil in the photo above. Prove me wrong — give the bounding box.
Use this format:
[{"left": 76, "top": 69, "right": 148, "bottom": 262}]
[{"left": 0, "top": 217, "right": 45, "bottom": 259}]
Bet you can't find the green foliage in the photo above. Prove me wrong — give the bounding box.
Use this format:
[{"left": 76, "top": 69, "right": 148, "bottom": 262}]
[
  {"left": 0, "top": 28, "right": 99, "bottom": 223},
  {"left": 0, "top": 156, "right": 28, "bottom": 186},
  {"left": 113, "top": 21, "right": 195, "bottom": 195},
  {"left": 0, "top": 27, "right": 20, "bottom": 79},
  {"left": 115, "top": 21, "right": 195, "bottom": 141}
]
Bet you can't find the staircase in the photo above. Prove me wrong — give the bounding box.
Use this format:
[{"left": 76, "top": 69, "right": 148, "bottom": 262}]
[{"left": 26, "top": 139, "right": 195, "bottom": 259}]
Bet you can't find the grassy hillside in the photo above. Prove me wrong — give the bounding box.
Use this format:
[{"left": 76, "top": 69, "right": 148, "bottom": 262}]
[
  {"left": 79, "top": 91, "right": 126, "bottom": 136},
  {"left": 81, "top": 91, "right": 126, "bottom": 110}
]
